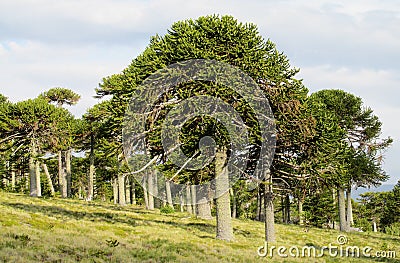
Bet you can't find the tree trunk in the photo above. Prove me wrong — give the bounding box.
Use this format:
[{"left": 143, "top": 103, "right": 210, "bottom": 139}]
[
  {"left": 118, "top": 173, "right": 126, "bottom": 205},
  {"left": 215, "top": 150, "right": 233, "bottom": 241},
  {"left": 131, "top": 180, "right": 136, "bottom": 205},
  {"left": 373, "top": 221, "right": 377, "bottom": 232},
  {"left": 197, "top": 185, "right": 212, "bottom": 219},
  {"left": 197, "top": 198, "right": 212, "bottom": 220},
  {"left": 87, "top": 132, "right": 95, "bottom": 201},
  {"left": 65, "top": 150, "right": 72, "bottom": 197},
  {"left": 285, "top": 194, "right": 290, "bottom": 223},
  {"left": 11, "top": 170, "right": 15, "bottom": 191},
  {"left": 264, "top": 170, "right": 275, "bottom": 243},
  {"left": 180, "top": 192, "right": 184, "bottom": 212},
  {"left": 166, "top": 180, "right": 173, "bottom": 208},
  {"left": 230, "top": 188, "right": 237, "bottom": 219},
  {"left": 113, "top": 177, "right": 118, "bottom": 204},
  {"left": 191, "top": 185, "right": 197, "bottom": 215},
  {"left": 125, "top": 176, "right": 131, "bottom": 204},
  {"left": 298, "top": 198, "right": 304, "bottom": 225},
  {"left": 186, "top": 184, "right": 192, "bottom": 214},
  {"left": 29, "top": 155, "right": 37, "bottom": 197},
  {"left": 338, "top": 187, "right": 349, "bottom": 232},
  {"left": 143, "top": 180, "right": 149, "bottom": 209},
  {"left": 147, "top": 172, "right": 154, "bottom": 210},
  {"left": 42, "top": 163, "right": 55, "bottom": 196},
  {"left": 35, "top": 161, "right": 41, "bottom": 197},
  {"left": 346, "top": 187, "right": 354, "bottom": 228}
]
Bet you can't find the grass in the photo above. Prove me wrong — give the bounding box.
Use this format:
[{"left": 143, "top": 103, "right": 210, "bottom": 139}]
[{"left": 0, "top": 191, "right": 399, "bottom": 262}]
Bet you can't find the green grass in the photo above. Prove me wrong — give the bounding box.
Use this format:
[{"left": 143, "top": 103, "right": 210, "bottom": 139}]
[{"left": 0, "top": 191, "right": 399, "bottom": 262}]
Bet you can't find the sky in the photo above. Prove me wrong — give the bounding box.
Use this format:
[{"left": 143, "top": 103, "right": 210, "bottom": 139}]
[{"left": 0, "top": 0, "right": 399, "bottom": 184}]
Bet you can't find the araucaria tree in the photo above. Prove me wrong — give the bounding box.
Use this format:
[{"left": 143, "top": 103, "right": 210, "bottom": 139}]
[{"left": 97, "top": 15, "right": 309, "bottom": 241}]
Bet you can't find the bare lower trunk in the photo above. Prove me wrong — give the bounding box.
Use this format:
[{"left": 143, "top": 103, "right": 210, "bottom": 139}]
[
  {"left": 143, "top": 180, "right": 149, "bottom": 209},
  {"left": 66, "top": 150, "right": 72, "bottom": 197},
  {"left": 42, "top": 163, "right": 55, "bottom": 196},
  {"left": 298, "top": 198, "right": 304, "bottom": 225},
  {"left": 179, "top": 193, "right": 184, "bottom": 212},
  {"left": 215, "top": 150, "right": 233, "bottom": 241},
  {"left": 125, "top": 176, "right": 131, "bottom": 204},
  {"left": 113, "top": 177, "right": 118, "bottom": 204},
  {"left": 87, "top": 134, "right": 95, "bottom": 201},
  {"left": 147, "top": 172, "right": 154, "bottom": 210},
  {"left": 166, "top": 180, "right": 173, "bottom": 208},
  {"left": 285, "top": 194, "right": 290, "bottom": 223},
  {"left": 118, "top": 173, "right": 126, "bottom": 205},
  {"left": 35, "top": 161, "right": 41, "bottom": 197},
  {"left": 373, "top": 221, "right": 377, "bottom": 232},
  {"left": 197, "top": 185, "right": 212, "bottom": 219},
  {"left": 186, "top": 184, "right": 192, "bottom": 214},
  {"left": 131, "top": 180, "right": 136, "bottom": 205},
  {"left": 230, "top": 188, "right": 237, "bottom": 219},
  {"left": 191, "top": 185, "right": 197, "bottom": 215},
  {"left": 264, "top": 169, "right": 275, "bottom": 243},
  {"left": 197, "top": 198, "right": 212, "bottom": 220},
  {"left": 29, "top": 155, "right": 37, "bottom": 197},
  {"left": 346, "top": 187, "right": 353, "bottom": 228},
  {"left": 11, "top": 170, "right": 16, "bottom": 191},
  {"left": 338, "top": 187, "right": 349, "bottom": 232}
]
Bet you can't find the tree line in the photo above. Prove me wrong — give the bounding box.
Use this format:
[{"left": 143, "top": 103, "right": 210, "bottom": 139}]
[{"left": 0, "top": 15, "right": 396, "bottom": 242}]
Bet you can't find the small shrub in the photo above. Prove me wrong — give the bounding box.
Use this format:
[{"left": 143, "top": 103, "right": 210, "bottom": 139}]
[
  {"left": 385, "top": 222, "right": 400, "bottom": 236},
  {"left": 160, "top": 206, "right": 175, "bottom": 214}
]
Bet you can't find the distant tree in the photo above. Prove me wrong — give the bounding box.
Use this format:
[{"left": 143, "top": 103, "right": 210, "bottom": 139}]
[
  {"left": 0, "top": 98, "right": 74, "bottom": 197},
  {"left": 40, "top": 88, "right": 80, "bottom": 198}
]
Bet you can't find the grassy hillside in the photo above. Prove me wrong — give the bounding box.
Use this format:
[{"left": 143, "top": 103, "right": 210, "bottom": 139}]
[{"left": 0, "top": 191, "right": 398, "bottom": 262}]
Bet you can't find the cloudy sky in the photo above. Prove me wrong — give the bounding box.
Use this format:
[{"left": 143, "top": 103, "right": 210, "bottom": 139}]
[{"left": 1, "top": 0, "right": 399, "bottom": 184}]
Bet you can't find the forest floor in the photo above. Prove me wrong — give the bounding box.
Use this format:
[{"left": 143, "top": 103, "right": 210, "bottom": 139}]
[{"left": 0, "top": 191, "right": 399, "bottom": 262}]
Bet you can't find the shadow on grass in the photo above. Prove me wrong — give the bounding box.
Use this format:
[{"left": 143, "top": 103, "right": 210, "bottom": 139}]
[{"left": 3, "top": 202, "right": 219, "bottom": 239}]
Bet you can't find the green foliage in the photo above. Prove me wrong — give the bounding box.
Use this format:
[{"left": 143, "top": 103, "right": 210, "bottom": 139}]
[
  {"left": 40, "top": 87, "right": 81, "bottom": 107},
  {"left": 160, "top": 205, "right": 175, "bottom": 214},
  {"left": 385, "top": 222, "right": 400, "bottom": 236}
]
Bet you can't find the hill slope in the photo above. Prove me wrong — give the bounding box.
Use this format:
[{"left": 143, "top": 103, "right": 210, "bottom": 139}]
[{"left": 0, "top": 191, "right": 398, "bottom": 262}]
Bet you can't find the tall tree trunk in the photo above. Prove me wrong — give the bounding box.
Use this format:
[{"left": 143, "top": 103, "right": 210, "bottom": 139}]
[
  {"left": 118, "top": 173, "right": 126, "bottom": 205},
  {"left": 11, "top": 170, "right": 15, "bottom": 191},
  {"left": 131, "top": 180, "right": 136, "bottom": 205},
  {"left": 153, "top": 174, "right": 160, "bottom": 208},
  {"left": 179, "top": 193, "right": 184, "bottom": 212},
  {"left": 87, "top": 132, "right": 95, "bottom": 201},
  {"left": 230, "top": 188, "right": 237, "bottom": 219},
  {"left": 65, "top": 150, "right": 72, "bottom": 197},
  {"left": 42, "top": 163, "right": 55, "bottom": 196},
  {"left": 191, "top": 185, "right": 197, "bottom": 215},
  {"left": 29, "top": 155, "right": 37, "bottom": 197},
  {"left": 125, "top": 176, "right": 131, "bottom": 204},
  {"left": 298, "top": 197, "right": 304, "bottom": 225},
  {"left": 35, "top": 161, "right": 42, "bottom": 197},
  {"left": 285, "top": 194, "right": 290, "bottom": 223},
  {"left": 197, "top": 185, "right": 212, "bottom": 219},
  {"left": 256, "top": 187, "right": 261, "bottom": 221},
  {"left": 147, "top": 171, "right": 154, "bottom": 210},
  {"left": 373, "top": 221, "right": 377, "bottom": 232},
  {"left": 166, "top": 180, "right": 173, "bottom": 208},
  {"left": 143, "top": 180, "right": 149, "bottom": 209},
  {"left": 346, "top": 187, "right": 354, "bottom": 228},
  {"left": 59, "top": 151, "right": 67, "bottom": 198},
  {"left": 186, "top": 184, "right": 192, "bottom": 214},
  {"left": 338, "top": 187, "right": 349, "bottom": 232},
  {"left": 215, "top": 150, "right": 233, "bottom": 241},
  {"left": 29, "top": 141, "right": 38, "bottom": 197},
  {"left": 113, "top": 177, "right": 118, "bottom": 204},
  {"left": 264, "top": 170, "right": 275, "bottom": 243}
]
